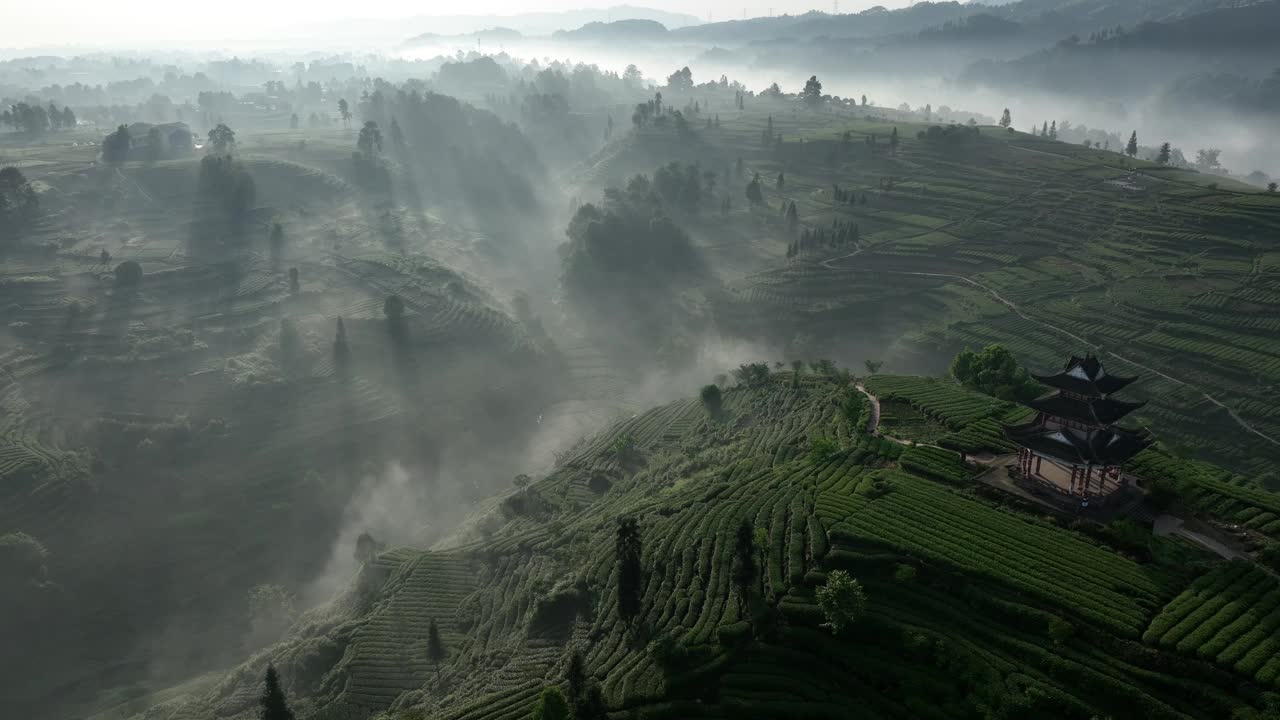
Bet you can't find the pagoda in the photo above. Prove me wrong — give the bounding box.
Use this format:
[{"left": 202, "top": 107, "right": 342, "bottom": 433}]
[{"left": 1004, "top": 354, "right": 1153, "bottom": 504}]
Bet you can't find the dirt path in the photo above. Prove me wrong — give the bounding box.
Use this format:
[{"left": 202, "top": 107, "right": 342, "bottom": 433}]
[{"left": 854, "top": 383, "right": 880, "bottom": 435}]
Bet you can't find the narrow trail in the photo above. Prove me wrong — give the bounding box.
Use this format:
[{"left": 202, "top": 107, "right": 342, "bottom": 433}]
[{"left": 826, "top": 264, "right": 1280, "bottom": 448}]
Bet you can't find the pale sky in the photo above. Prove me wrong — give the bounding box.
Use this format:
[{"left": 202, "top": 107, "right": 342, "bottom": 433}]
[{"left": 1, "top": 1, "right": 913, "bottom": 50}]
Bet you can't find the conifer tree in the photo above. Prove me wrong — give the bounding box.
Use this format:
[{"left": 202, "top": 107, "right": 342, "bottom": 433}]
[
  {"left": 333, "top": 318, "right": 350, "bottom": 373},
  {"left": 732, "top": 519, "right": 758, "bottom": 615},
  {"left": 259, "top": 664, "right": 295, "bottom": 720},
  {"left": 615, "top": 517, "right": 642, "bottom": 624},
  {"left": 1157, "top": 142, "right": 1171, "bottom": 165},
  {"left": 999, "top": 108, "right": 1011, "bottom": 128},
  {"left": 1126, "top": 131, "right": 1139, "bottom": 158},
  {"left": 427, "top": 617, "right": 447, "bottom": 681}
]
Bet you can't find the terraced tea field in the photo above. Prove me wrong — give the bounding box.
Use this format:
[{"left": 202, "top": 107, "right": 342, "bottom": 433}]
[
  {"left": 695, "top": 110, "right": 1280, "bottom": 476},
  {"left": 158, "top": 376, "right": 1271, "bottom": 720}
]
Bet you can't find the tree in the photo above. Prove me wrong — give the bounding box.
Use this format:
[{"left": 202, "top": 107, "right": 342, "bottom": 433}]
[
  {"left": 745, "top": 173, "right": 764, "bottom": 206},
  {"left": 207, "top": 123, "right": 237, "bottom": 154},
  {"left": 1195, "top": 148, "right": 1222, "bottom": 172},
  {"left": 577, "top": 683, "right": 608, "bottom": 720},
  {"left": 815, "top": 569, "right": 866, "bottom": 635},
  {"left": 289, "top": 113, "right": 299, "bottom": 130},
  {"left": 801, "top": 75, "right": 823, "bottom": 106},
  {"left": 566, "top": 647, "right": 587, "bottom": 705},
  {"left": 288, "top": 267, "right": 299, "bottom": 294},
  {"left": 427, "top": 617, "right": 448, "bottom": 680},
  {"left": 949, "top": 344, "right": 1040, "bottom": 402},
  {"left": 114, "top": 260, "right": 143, "bottom": 287},
  {"left": 999, "top": 108, "right": 1012, "bottom": 128},
  {"left": 102, "top": 124, "right": 131, "bottom": 164},
  {"left": 732, "top": 519, "right": 757, "bottom": 615},
  {"left": 1126, "top": 131, "right": 1138, "bottom": 158},
  {"left": 863, "top": 359, "right": 883, "bottom": 376},
  {"left": 531, "top": 687, "right": 571, "bottom": 720},
  {"left": 357, "top": 121, "right": 382, "bottom": 155},
  {"left": 337, "top": 98, "right": 351, "bottom": 128},
  {"left": 700, "top": 384, "right": 722, "bottom": 416},
  {"left": 333, "top": 318, "right": 350, "bottom": 373},
  {"left": 258, "top": 664, "right": 295, "bottom": 720},
  {"left": 776, "top": 172, "right": 785, "bottom": 190},
  {"left": 791, "top": 360, "right": 804, "bottom": 388},
  {"left": 0, "top": 166, "right": 38, "bottom": 243},
  {"left": 1048, "top": 120, "right": 1057, "bottom": 140},
  {"left": 354, "top": 531, "right": 382, "bottom": 563},
  {"left": 389, "top": 117, "right": 405, "bottom": 151},
  {"left": 889, "top": 127, "right": 899, "bottom": 154},
  {"left": 861, "top": 94, "right": 868, "bottom": 107},
  {"left": 666, "top": 66, "right": 693, "bottom": 92},
  {"left": 1157, "top": 142, "right": 1171, "bottom": 165},
  {"left": 1269, "top": 182, "right": 1278, "bottom": 193},
  {"left": 615, "top": 516, "right": 642, "bottom": 624}
]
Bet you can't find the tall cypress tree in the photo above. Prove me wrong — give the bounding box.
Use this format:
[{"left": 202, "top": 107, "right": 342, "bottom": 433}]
[
  {"left": 615, "top": 517, "right": 642, "bottom": 624},
  {"left": 259, "top": 664, "right": 295, "bottom": 720},
  {"left": 1126, "top": 131, "right": 1139, "bottom": 158},
  {"left": 427, "top": 617, "right": 447, "bottom": 680},
  {"left": 732, "top": 519, "right": 758, "bottom": 616},
  {"left": 333, "top": 317, "right": 350, "bottom": 374}
]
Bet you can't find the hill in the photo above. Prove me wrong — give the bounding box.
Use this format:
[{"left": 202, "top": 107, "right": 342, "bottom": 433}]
[{"left": 128, "top": 373, "right": 1280, "bottom": 719}]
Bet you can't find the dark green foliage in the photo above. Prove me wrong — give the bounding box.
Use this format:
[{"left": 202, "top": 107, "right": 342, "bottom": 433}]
[
  {"left": 114, "top": 260, "right": 143, "bottom": 287},
  {"left": 193, "top": 154, "right": 256, "bottom": 245},
  {"left": 207, "top": 123, "right": 237, "bottom": 154},
  {"left": 700, "top": 384, "right": 722, "bottom": 416},
  {"left": 258, "top": 664, "right": 295, "bottom": 720},
  {"left": 101, "top": 124, "right": 131, "bottom": 164},
  {"left": 732, "top": 520, "right": 757, "bottom": 615},
  {"left": 531, "top": 686, "right": 570, "bottom": 720},
  {"left": 815, "top": 569, "right": 865, "bottom": 635},
  {"left": 357, "top": 121, "right": 382, "bottom": 155},
  {"left": 427, "top": 617, "right": 447, "bottom": 674},
  {"left": 916, "top": 123, "right": 980, "bottom": 145},
  {"left": 0, "top": 166, "right": 38, "bottom": 242},
  {"left": 354, "top": 532, "right": 383, "bottom": 563},
  {"left": 565, "top": 647, "right": 586, "bottom": 705},
  {"left": 652, "top": 161, "right": 701, "bottom": 213},
  {"left": 809, "top": 436, "right": 839, "bottom": 465},
  {"left": 577, "top": 682, "right": 608, "bottom": 720},
  {"left": 332, "top": 318, "right": 350, "bottom": 374},
  {"left": 1157, "top": 142, "right": 1172, "bottom": 164},
  {"left": 801, "top": 75, "right": 823, "bottom": 105},
  {"left": 949, "top": 345, "right": 1041, "bottom": 402},
  {"left": 1127, "top": 131, "right": 1139, "bottom": 157},
  {"left": 731, "top": 362, "right": 771, "bottom": 387},
  {"left": 745, "top": 173, "right": 764, "bottom": 206},
  {"left": 616, "top": 517, "right": 643, "bottom": 624}
]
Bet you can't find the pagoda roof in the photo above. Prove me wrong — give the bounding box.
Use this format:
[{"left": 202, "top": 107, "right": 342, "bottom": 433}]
[
  {"left": 1004, "top": 422, "right": 1152, "bottom": 467},
  {"left": 1026, "top": 393, "right": 1145, "bottom": 426},
  {"left": 1032, "top": 354, "right": 1136, "bottom": 398}
]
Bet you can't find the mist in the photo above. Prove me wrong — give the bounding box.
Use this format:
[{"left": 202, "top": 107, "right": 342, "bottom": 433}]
[{"left": 3, "top": 1, "right": 1280, "bottom": 718}]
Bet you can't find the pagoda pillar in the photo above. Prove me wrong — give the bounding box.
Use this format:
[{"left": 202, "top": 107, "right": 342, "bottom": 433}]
[{"left": 1035, "top": 456, "right": 1042, "bottom": 475}]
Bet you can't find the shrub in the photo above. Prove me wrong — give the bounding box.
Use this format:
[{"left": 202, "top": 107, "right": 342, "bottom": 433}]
[
  {"left": 114, "top": 260, "right": 143, "bottom": 287},
  {"left": 531, "top": 687, "right": 571, "bottom": 720},
  {"left": 815, "top": 569, "right": 866, "bottom": 635},
  {"left": 700, "top": 384, "right": 722, "bottom": 416},
  {"left": 809, "top": 436, "right": 839, "bottom": 465}
]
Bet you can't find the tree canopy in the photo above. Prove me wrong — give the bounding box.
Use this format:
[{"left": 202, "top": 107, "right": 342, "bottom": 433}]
[{"left": 949, "top": 344, "right": 1041, "bottom": 402}]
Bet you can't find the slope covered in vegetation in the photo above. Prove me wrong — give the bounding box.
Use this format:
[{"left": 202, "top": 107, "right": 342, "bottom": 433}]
[{"left": 133, "top": 372, "right": 1280, "bottom": 720}]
